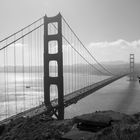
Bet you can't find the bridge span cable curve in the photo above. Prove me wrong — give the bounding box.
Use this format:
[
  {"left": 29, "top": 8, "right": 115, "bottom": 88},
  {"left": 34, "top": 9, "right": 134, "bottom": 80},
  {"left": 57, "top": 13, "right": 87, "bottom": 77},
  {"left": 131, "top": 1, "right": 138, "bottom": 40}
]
[
  {"left": 0, "top": 17, "right": 44, "bottom": 119},
  {"left": 61, "top": 15, "right": 115, "bottom": 76},
  {"left": 0, "top": 17, "right": 44, "bottom": 43},
  {"left": 50, "top": 22, "right": 107, "bottom": 75},
  {"left": 50, "top": 22, "right": 113, "bottom": 76},
  {"left": 0, "top": 14, "right": 125, "bottom": 122},
  {"left": 0, "top": 14, "right": 114, "bottom": 76},
  {"left": 0, "top": 24, "right": 44, "bottom": 51},
  {"left": 62, "top": 35, "right": 107, "bottom": 75}
]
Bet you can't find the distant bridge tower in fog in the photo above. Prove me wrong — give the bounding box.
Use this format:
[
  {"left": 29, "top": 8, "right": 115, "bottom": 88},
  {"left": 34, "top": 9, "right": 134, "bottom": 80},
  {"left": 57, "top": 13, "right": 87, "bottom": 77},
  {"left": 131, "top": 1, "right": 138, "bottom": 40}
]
[{"left": 130, "top": 54, "right": 135, "bottom": 81}]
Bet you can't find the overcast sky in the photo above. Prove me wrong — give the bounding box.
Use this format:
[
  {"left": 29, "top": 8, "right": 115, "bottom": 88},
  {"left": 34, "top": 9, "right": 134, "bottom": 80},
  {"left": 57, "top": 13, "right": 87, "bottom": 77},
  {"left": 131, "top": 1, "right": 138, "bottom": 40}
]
[{"left": 0, "top": 0, "right": 140, "bottom": 63}]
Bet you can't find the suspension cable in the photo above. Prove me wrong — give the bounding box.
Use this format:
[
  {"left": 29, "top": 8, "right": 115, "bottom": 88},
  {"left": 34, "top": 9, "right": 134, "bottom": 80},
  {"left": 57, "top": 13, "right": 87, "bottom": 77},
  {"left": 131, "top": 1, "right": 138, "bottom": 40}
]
[
  {"left": 61, "top": 15, "right": 114, "bottom": 76},
  {"left": 0, "top": 17, "right": 44, "bottom": 43},
  {"left": 0, "top": 24, "right": 44, "bottom": 51},
  {"left": 63, "top": 36, "right": 106, "bottom": 75},
  {"left": 51, "top": 22, "right": 106, "bottom": 75},
  {"left": 14, "top": 34, "right": 17, "bottom": 114}
]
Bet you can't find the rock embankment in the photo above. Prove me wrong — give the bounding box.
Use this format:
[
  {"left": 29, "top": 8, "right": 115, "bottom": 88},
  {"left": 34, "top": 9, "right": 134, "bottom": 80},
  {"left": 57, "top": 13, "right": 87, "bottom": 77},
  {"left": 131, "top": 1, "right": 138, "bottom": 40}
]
[{"left": 0, "top": 111, "right": 140, "bottom": 140}]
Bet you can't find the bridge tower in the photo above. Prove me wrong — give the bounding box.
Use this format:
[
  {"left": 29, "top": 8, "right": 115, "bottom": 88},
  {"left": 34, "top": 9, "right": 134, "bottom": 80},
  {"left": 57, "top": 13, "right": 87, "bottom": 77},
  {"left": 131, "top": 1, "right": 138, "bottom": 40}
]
[
  {"left": 44, "top": 13, "right": 64, "bottom": 120},
  {"left": 130, "top": 54, "right": 135, "bottom": 81}
]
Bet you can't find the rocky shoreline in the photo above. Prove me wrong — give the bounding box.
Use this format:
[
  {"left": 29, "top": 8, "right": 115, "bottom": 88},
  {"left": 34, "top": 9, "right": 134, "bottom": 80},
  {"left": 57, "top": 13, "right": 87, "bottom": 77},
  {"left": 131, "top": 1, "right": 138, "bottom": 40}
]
[{"left": 0, "top": 111, "right": 140, "bottom": 140}]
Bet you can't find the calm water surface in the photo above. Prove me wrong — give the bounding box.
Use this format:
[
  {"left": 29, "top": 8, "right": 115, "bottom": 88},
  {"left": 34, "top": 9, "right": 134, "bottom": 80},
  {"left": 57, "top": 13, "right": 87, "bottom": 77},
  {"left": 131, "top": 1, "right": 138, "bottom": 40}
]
[
  {"left": 1, "top": 73, "right": 138, "bottom": 120},
  {"left": 65, "top": 76, "right": 140, "bottom": 118},
  {"left": 0, "top": 72, "right": 109, "bottom": 120}
]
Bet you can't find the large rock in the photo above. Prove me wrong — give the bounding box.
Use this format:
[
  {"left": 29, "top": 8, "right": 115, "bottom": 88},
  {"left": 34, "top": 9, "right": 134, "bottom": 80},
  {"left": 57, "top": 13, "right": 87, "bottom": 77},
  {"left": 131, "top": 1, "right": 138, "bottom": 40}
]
[
  {"left": 92, "top": 111, "right": 136, "bottom": 124},
  {"left": 73, "top": 111, "right": 136, "bottom": 125},
  {"left": 0, "top": 110, "right": 138, "bottom": 140},
  {"left": 61, "top": 125, "right": 95, "bottom": 140},
  {"left": 61, "top": 130, "right": 95, "bottom": 140},
  {"left": 0, "top": 114, "right": 73, "bottom": 140}
]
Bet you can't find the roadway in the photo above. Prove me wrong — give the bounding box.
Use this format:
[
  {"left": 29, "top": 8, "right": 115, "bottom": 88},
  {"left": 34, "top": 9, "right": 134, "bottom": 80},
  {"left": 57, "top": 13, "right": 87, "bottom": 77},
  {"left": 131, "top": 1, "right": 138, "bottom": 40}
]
[
  {"left": 65, "top": 76, "right": 140, "bottom": 118},
  {"left": 0, "top": 74, "right": 129, "bottom": 124}
]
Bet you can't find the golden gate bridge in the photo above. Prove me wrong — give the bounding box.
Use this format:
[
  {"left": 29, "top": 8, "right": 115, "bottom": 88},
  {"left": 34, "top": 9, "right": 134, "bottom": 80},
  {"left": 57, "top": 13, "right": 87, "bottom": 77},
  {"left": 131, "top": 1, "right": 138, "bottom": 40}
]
[{"left": 0, "top": 13, "right": 133, "bottom": 123}]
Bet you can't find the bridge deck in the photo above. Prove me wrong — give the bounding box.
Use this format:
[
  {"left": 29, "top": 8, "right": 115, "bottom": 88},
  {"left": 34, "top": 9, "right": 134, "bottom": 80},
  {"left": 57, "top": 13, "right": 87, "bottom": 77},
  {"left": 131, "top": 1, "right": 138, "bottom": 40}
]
[{"left": 0, "top": 74, "right": 126, "bottom": 125}]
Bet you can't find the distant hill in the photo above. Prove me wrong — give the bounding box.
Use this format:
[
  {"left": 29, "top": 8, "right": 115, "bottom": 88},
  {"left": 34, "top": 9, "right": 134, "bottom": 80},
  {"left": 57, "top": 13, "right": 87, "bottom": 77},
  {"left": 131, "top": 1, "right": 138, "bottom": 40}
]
[
  {"left": 100, "top": 61, "right": 127, "bottom": 65},
  {"left": 99, "top": 61, "right": 140, "bottom": 75},
  {"left": 0, "top": 61, "right": 140, "bottom": 75}
]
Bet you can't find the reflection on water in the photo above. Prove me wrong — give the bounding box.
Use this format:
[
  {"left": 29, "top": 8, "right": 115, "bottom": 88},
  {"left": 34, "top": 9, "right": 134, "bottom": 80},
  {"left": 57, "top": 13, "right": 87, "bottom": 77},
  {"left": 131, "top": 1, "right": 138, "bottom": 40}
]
[
  {"left": 65, "top": 77, "right": 140, "bottom": 119},
  {"left": 115, "top": 80, "right": 137, "bottom": 113},
  {"left": 1, "top": 73, "right": 140, "bottom": 120},
  {"left": 0, "top": 72, "right": 109, "bottom": 120}
]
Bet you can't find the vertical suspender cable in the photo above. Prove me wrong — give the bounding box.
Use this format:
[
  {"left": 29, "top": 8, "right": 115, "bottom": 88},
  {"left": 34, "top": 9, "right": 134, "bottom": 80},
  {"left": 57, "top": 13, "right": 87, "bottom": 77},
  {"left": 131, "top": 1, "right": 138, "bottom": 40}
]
[
  {"left": 14, "top": 35, "right": 17, "bottom": 114},
  {"left": 37, "top": 23, "right": 41, "bottom": 104},
  {"left": 28, "top": 26, "right": 31, "bottom": 109},
  {"left": 4, "top": 43, "right": 7, "bottom": 118},
  {"left": 5, "top": 40, "right": 9, "bottom": 117},
  {"left": 34, "top": 24, "right": 37, "bottom": 104},
  {"left": 37, "top": 26, "right": 40, "bottom": 104},
  {"left": 22, "top": 30, "right": 25, "bottom": 111},
  {"left": 30, "top": 28, "right": 33, "bottom": 106},
  {"left": 40, "top": 22, "right": 43, "bottom": 100},
  {"left": 35, "top": 26, "right": 37, "bottom": 104}
]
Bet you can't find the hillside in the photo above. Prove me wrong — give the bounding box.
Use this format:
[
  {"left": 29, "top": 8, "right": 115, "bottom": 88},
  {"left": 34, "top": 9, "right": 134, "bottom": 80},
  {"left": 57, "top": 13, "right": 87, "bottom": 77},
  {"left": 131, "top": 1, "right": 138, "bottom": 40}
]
[{"left": 0, "top": 111, "right": 140, "bottom": 140}]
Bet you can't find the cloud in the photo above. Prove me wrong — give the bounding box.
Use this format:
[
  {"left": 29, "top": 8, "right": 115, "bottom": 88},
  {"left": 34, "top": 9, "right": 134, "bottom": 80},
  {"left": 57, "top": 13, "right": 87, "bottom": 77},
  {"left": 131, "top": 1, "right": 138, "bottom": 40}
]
[
  {"left": 88, "top": 39, "right": 140, "bottom": 49},
  {"left": 86, "top": 39, "right": 140, "bottom": 63},
  {"left": 89, "top": 42, "right": 108, "bottom": 48},
  {"left": 10, "top": 43, "right": 28, "bottom": 48}
]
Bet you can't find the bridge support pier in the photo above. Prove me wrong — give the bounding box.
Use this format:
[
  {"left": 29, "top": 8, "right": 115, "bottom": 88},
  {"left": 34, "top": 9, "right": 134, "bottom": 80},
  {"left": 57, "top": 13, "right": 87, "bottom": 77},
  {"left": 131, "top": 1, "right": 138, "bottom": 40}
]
[{"left": 44, "top": 13, "right": 64, "bottom": 120}]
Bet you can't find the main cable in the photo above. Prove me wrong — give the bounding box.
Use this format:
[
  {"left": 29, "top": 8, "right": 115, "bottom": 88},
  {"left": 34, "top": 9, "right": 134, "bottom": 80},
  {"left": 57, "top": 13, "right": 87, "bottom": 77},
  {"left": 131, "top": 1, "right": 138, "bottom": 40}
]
[
  {"left": 61, "top": 15, "right": 115, "bottom": 76},
  {"left": 0, "top": 17, "right": 44, "bottom": 43},
  {"left": 51, "top": 22, "right": 106, "bottom": 75}
]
